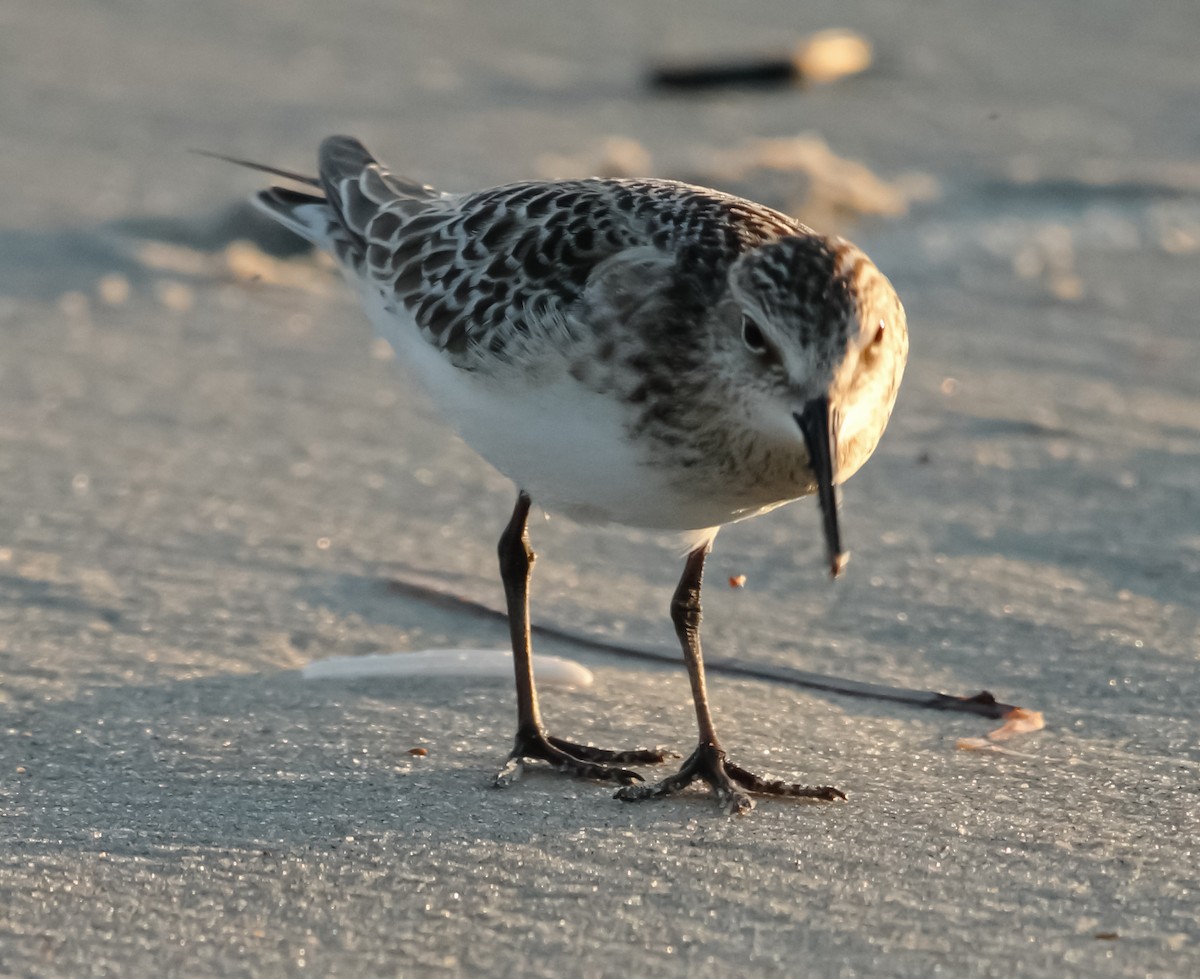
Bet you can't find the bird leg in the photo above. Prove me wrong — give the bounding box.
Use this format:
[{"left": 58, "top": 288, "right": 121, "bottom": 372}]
[
  {"left": 615, "top": 544, "right": 846, "bottom": 814},
  {"left": 494, "top": 491, "right": 673, "bottom": 787}
]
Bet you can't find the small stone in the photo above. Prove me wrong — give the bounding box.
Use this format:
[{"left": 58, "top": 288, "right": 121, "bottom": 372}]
[
  {"left": 97, "top": 273, "right": 131, "bottom": 306},
  {"left": 156, "top": 280, "right": 195, "bottom": 313},
  {"left": 793, "top": 29, "right": 873, "bottom": 85}
]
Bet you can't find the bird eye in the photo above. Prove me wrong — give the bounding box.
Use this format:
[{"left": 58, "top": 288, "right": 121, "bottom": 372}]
[
  {"left": 872, "top": 321, "right": 886, "bottom": 346},
  {"left": 742, "top": 316, "right": 769, "bottom": 354}
]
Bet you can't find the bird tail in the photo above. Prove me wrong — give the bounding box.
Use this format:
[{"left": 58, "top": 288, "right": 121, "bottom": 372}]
[
  {"left": 252, "top": 186, "right": 332, "bottom": 244},
  {"left": 193, "top": 147, "right": 334, "bottom": 245},
  {"left": 200, "top": 136, "right": 444, "bottom": 257}
]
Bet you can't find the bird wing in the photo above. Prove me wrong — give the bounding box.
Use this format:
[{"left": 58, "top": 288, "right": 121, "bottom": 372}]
[{"left": 257, "top": 135, "right": 802, "bottom": 369}]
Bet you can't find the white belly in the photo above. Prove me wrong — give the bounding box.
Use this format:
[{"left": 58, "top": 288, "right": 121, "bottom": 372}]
[{"left": 362, "top": 292, "right": 751, "bottom": 531}]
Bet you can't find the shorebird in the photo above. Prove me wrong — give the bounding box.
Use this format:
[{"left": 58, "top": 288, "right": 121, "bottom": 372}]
[{"left": 230, "top": 136, "right": 907, "bottom": 813}]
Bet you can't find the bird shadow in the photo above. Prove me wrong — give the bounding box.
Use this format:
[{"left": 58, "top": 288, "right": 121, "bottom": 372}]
[
  {"left": 0, "top": 205, "right": 310, "bottom": 305},
  {"left": 3, "top": 664, "right": 848, "bottom": 860}
]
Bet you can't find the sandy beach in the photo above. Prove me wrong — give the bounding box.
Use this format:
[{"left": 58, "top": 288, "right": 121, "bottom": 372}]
[{"left": 2, "top": 1, "right": 1198, "bottom": 975}]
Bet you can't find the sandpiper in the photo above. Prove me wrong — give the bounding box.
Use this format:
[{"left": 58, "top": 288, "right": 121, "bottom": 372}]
[{"left": 235, "top": 136, "right": 908, "bottom": 814}]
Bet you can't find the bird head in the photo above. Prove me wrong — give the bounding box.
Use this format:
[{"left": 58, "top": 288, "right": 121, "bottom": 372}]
[{"left": 719, "top": 233, "right": 908, "bottom": 576}]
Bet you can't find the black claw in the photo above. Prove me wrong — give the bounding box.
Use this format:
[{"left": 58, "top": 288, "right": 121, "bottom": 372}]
[
  {"left": 723, "top": 760, "right": 847, "bottom": 801},
  {"left": 616, "top": 742, "right": 845, "bottom": 813},
  {"left": 496, "top": 727, "right": 657, "bottom": 787},
  {"left": 546, "top": 736, "right": 676, "bottom": 766}
]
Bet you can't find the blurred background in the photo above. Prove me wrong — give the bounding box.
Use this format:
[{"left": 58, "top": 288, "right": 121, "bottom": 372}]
[{"left": 2, "top": 1, "right": 1198, "bottom": 976}]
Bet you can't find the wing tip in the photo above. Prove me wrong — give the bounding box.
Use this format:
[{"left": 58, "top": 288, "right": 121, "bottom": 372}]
[{"left": 318, "top": 135, "right": 376, "bottom": 182}]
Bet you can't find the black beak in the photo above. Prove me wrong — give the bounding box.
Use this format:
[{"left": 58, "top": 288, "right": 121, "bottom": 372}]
[{"left": 794, "top": 396, "right": 847, "bottom": 579}]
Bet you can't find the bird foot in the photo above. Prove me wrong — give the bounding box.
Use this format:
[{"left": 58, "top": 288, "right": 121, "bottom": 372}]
[
  {"left": 494, "top": 725, "right": 675, "bottom": 787},
  {"left": 614, "top": 742, "right": 846, "bottom": 815}
]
